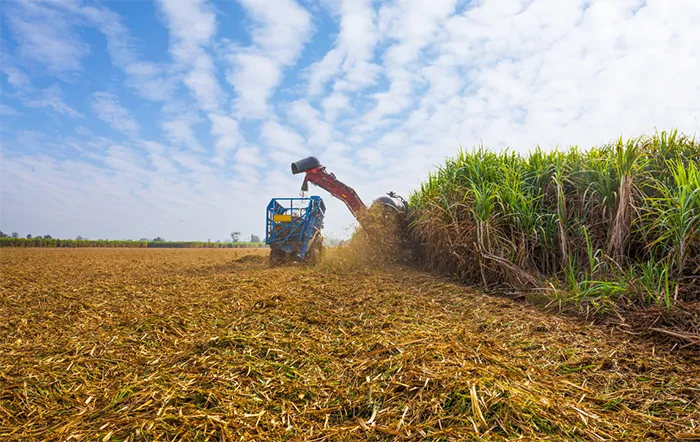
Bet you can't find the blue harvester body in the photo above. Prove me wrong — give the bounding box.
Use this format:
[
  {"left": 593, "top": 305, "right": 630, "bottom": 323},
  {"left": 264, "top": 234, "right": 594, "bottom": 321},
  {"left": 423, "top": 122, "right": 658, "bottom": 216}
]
[{"left": 265, "top": 196, "right": 326, "bottom": 260}]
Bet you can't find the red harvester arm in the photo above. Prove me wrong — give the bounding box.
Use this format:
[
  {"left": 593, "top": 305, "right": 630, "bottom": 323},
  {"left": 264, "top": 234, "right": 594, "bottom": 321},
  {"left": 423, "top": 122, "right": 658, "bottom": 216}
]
[{"left": 302, "top": 166, "right": 367, "bottom": 221}]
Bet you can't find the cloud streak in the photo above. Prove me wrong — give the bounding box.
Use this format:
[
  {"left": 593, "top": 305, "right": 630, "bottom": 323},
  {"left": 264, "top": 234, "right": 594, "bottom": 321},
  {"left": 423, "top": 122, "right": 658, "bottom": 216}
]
[
  {"left": 3, "top": 0, "right": 90, "bottom": 74},
  {"left": 0, "top": 104, "right": 20, "bottom": 116},
  {"left": 306, "top": 0, "right": 380, "bottom": 96},
  {"left": 91, "top": 92, "right": 140, "bottom": 137},
  {"left": 226, "top": 0, "right": 313, "bottom": 118},
  {"left": 23, "top": 85, "right": 83, "bottom": 118},
  {"left": 156, "top": 0, "right": 223, "bottom": 113}
]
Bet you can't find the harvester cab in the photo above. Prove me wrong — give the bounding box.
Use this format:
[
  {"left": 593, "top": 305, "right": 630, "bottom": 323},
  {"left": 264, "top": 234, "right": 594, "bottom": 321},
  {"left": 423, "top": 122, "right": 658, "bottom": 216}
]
[{"left": 265, "top": 196, "right": 326, "bottom": 266}]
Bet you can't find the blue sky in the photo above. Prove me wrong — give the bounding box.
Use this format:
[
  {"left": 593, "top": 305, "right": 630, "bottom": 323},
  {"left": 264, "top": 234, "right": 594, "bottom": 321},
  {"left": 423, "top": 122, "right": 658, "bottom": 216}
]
[{"left": 1, "top": 0, "right": 700, "bottom": 241}]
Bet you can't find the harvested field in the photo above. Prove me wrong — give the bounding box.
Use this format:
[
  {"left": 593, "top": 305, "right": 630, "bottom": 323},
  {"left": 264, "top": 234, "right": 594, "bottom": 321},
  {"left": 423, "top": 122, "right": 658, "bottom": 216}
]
[{"left": 1, "top": 248, "right": 699, "bottom": 441}]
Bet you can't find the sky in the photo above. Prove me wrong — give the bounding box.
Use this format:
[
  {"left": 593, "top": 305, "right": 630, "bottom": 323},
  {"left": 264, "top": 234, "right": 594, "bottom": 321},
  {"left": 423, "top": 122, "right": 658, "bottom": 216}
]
[{"left": 1, "top": 0, "right": 700, "bottom": 241}]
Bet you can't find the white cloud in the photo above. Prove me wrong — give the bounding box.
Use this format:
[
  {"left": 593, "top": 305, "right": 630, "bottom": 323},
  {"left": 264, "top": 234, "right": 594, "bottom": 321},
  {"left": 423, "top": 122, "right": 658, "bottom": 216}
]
[
  {"left": 261, "top": 121, "right": 305, "bottom": 151},
  {"left": 225, "top": 0, "right": 313, "bottom": 118},
  {"left": 105, "top": 144, "right": 146, "bottom": 174},
  {"left": 321, "top": 92, "right": 349, "bottom": 121},
  {"left": 288, "top": 99, "right": 321, "bottom": 126},
  {"left": 23, "top": 85, "right": 82, "bottom": 118},
  {"left": 366, "top": 68, "right": 415, "bottom": 119},
  {"left": 3, "top": 1, "right": 90, "bottom": 74},
  {"left": 91, "top": 92, "right": 140, "bottom": 137},
  {"left": 153, "top": 0, "right": 246, "bottom": 167},
  {"left": 156, "top": 0, "right": 223, "bottom": 112},
  {"left": 236, "top": 0, "right": 313, "bottom": 63},
  {"left": 208, "top": 113, "right": 239, "bottom": 163},
  {"left": 260, "top": 121, "right": 310, "bottom": 163},
  {"left": 80, "top": 4, "right": 178, "bottom": 103},
  {"left": 123, "top": 63, "right": 177, "bottom": 103},
  {"left": 356, "top": 147, "right": 385, "bottom": 168},
  {"left": 306, "top": 49, "right": 343, "bottom": 97},
  {"left": 141, "top": 140, "right": 166, "bottom": 156},
  {"left": 3, "top": 1, "right": 178, "bottom": 106},
  {"left": 183, "top": 53, "right": 221, "bottom": 112},
  {"left": 235, "top": 146, "right": 262, "bottom": 166},
  {"left": 161, "top": 116, "right": 202, "bottom": 151},
  {"left": 1, "top": 66, "right": 31, "bottom": 89},
  {"left": 287, "top": 99, "right": 336, "bottom": 147},
  {"left": 360, "top": 0, "right": 458, "bottom": 124},
  {"left": 0, "top": 104, "right": 20, "bottom": 116},
  {"left": 403, "top": 0, "right": 700, "bottom": 153},
  {"left": 226, "top": 52, "right": 282, "bottom": 118},
  {"left": 139, "top": 140, "right": 180, "bottom": 175},
  {"left": 306, "top": 0, "right": 380, "bottom": 95}
]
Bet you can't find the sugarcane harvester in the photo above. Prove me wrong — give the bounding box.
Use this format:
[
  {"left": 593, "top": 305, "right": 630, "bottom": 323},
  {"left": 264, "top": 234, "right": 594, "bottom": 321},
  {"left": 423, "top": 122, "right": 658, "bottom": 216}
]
[
  {"left": 265, "top": 196, "right": 326, "bottom": 266},
  {"left": 291, "top": 156, "right": 409, "bottom": 247}
]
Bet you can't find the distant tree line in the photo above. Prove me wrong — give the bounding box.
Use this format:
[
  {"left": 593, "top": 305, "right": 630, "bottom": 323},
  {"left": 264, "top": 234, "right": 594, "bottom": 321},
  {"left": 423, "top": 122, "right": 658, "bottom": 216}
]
[
  {"left": 232, "top": 232, "right": 261, "bottom": 243},
  {"left": 0, "top": 231, "right": 266, "bottom": 248}
]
